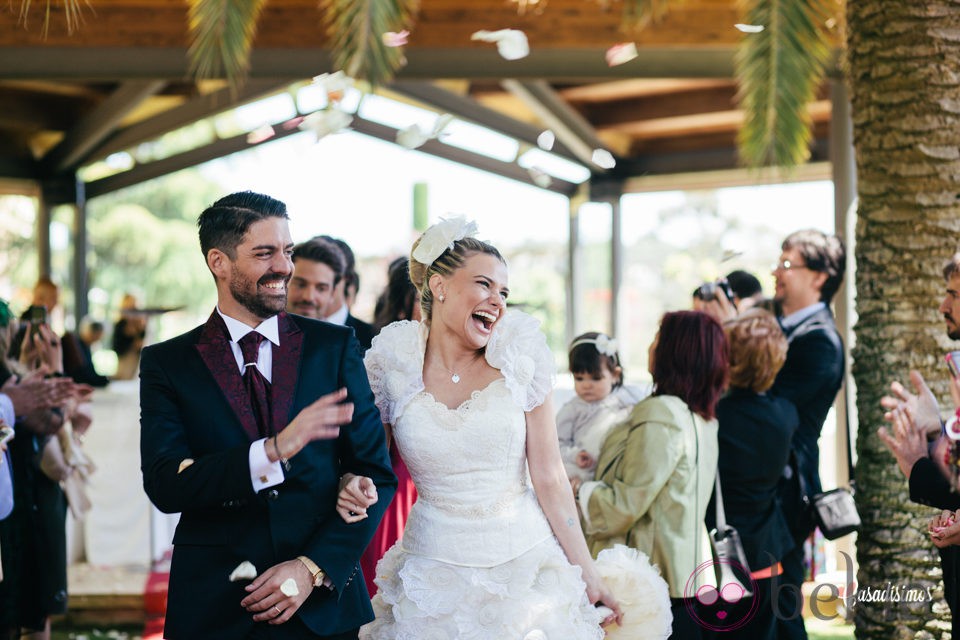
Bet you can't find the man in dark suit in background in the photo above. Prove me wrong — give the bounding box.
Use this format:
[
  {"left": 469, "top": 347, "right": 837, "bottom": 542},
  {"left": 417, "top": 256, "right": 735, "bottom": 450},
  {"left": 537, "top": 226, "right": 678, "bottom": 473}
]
[
  {"left": 140, "top": 192, "right": 395, "bottom": 640},
  {"left": 318, "top": 236, "right": 375, "bottom": 351},
  {"left": 771, "top": 229, "right": 846, "bottom": 640},
  {"left": 288, "top": 237, "right": 347, "bottom": 323}
]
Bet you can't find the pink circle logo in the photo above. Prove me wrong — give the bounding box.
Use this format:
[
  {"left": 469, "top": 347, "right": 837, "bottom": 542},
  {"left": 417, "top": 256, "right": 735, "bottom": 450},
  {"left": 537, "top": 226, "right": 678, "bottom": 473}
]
[{"left": 684, "top": 559, "right": 760, "bottom": 631}]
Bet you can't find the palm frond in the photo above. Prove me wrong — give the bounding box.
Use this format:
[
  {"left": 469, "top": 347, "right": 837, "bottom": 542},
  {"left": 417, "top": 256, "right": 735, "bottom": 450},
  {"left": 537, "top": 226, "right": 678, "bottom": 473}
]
[
  {"left": 321, "top": 0, "right": 419, "bottom": 87},
  {"left": 735, "top": 0, "right": 835, "bottom": 168},
  {"left": 186, "top": 0, "right": 267, "bottom": 88},
  {"left": 18, "top": 0, "right": 89, "bottom": 36},
  {"left": 619, "top": 0, "right": 676, "bottom": 30}
]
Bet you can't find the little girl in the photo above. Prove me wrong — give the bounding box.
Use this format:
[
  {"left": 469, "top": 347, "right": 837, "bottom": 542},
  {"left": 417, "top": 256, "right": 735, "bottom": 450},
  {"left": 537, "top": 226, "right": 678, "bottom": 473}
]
[{"left": 557, "top": 332, "right": 650, "bottom": 482}]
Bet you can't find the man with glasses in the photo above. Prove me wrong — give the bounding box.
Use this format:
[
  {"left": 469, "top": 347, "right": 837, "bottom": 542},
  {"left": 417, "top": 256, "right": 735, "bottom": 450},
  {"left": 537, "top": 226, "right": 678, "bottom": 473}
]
[{"left": 771, "top": 229, "right": 847, "bottom": 640}]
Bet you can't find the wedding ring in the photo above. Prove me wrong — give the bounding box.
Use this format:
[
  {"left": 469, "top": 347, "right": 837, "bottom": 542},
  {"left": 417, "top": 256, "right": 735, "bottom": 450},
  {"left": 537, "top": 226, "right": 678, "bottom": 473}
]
[{"left": 273, "top": 605, "right": 281, "bottom": 616}]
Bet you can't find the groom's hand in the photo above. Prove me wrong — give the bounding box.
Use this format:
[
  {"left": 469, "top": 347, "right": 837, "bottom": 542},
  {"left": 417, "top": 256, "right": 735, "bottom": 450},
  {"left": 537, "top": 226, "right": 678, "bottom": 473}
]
[
  {"left": 242, "top": 559, "right": 314, "bottom": 624},
  {"left": 275, "top": 388, "right": 354, "bottom": 461}
]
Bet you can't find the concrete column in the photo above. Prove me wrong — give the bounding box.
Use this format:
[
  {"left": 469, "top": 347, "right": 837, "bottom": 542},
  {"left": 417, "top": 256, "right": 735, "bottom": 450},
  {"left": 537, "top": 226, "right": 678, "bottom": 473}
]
[{"left": 566, "top": 184, "right": 588, "bottom": 346}]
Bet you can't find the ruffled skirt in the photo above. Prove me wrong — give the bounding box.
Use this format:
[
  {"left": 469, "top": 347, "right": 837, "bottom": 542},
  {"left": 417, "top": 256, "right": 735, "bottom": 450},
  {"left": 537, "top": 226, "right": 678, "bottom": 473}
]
[{"left": 359, "top": 536, "right": 604, "bottom": 640}]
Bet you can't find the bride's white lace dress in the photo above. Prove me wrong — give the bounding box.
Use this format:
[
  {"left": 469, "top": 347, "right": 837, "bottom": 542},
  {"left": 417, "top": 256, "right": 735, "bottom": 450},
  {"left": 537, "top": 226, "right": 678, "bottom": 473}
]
[{"left": 359, "top": 311, "right": 604, "bottom": 640}]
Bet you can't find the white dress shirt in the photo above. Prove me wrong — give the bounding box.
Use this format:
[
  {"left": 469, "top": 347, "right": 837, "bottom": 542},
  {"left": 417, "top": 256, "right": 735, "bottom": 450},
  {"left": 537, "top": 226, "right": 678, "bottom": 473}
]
[
  {"left": 324, "top": 303, "right": 349, "bottom": 326},
  {"left": 215, "top": 308, "right": 284, "bottom": 492}
]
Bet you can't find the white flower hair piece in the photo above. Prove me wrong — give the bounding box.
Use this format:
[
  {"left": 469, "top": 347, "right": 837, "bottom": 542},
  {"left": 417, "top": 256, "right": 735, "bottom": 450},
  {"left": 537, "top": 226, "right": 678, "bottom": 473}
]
[
  {"left": 412, "top": 217, "right": 480, "bottom": 266},
  {"left": 569, "top": 334, "right": 619, "bottom": 357}
]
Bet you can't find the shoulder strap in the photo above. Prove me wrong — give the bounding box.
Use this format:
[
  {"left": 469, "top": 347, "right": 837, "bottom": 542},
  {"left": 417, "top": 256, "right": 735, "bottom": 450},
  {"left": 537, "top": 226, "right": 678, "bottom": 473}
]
[{"left": 714, "top": 471, "right": 728, "bottom": 529}]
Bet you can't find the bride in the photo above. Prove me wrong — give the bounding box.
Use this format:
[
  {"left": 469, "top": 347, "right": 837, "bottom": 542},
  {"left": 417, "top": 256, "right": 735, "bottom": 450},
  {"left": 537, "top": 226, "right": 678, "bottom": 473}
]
[{"left": 340, "top": 218, "right": 622, "bottom": 638}]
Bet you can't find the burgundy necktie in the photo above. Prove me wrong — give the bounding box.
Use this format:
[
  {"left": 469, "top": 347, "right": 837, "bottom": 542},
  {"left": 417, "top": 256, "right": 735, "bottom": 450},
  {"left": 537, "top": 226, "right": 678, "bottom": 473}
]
[{"left": 238, "top": 332, "right": 272, "bottom": 438}]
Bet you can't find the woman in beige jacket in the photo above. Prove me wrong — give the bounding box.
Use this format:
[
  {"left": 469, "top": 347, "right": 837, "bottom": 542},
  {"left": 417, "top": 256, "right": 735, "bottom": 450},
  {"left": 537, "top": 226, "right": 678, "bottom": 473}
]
[{"left": 577, "top": 311, "right": 728, "bottom": 639}]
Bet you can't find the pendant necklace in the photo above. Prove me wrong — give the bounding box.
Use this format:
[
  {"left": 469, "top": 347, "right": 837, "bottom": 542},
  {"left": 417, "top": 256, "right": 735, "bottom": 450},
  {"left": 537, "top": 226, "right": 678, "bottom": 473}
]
[{"left": 438, "top": 352, "right": 482, "bottom": 384}]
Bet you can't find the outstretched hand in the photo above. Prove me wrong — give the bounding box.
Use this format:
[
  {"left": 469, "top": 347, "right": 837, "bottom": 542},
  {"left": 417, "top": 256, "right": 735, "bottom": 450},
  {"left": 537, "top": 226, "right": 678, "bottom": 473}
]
[
  {"left": 877, "top": 404, "right": 928, "bottom": 479},
  {"left": 337, "top": 473, "right": 378, "bottom": 523},
  {"left": 275, "top": 388, "right": 352, "bottom": 462},
  {"left": 880, "top": 370, "right": 941, "bottom": 436}
]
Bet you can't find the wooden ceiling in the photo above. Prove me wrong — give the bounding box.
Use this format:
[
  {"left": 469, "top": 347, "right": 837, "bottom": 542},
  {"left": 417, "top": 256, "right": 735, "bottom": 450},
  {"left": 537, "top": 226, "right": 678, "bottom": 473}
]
[{"left": 0, "top": 0, "right": 842, "bottom": 197}]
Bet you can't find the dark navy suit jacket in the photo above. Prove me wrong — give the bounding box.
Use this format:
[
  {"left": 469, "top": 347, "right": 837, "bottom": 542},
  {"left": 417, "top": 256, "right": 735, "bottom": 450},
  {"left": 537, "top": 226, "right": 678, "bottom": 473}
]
[
  {"left": 708, "top": 388, "right": 798, "bottom": 569},
  {"left": 773, "top": 306, "right": 844, "bottom": 541},
  {"left": 140, "top": 311, "right": 395, "bottom": 639}
]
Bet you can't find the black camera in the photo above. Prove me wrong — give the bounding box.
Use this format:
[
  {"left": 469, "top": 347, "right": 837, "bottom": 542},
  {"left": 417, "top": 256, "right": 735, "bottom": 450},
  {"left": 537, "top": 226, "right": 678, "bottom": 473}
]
[{"left": 695, "top": 279, "right": 734, "bottom": 302}]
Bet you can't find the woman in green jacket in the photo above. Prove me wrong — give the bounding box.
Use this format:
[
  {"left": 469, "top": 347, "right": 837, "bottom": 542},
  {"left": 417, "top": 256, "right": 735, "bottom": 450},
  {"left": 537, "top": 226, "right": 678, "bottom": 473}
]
[{"left": 577, "top": 311, "right": 728, "bottom": 639}]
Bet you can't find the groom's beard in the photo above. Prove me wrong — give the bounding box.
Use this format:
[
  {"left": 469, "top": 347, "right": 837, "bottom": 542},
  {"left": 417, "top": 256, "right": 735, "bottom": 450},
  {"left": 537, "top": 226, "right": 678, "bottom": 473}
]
[{"left": 230, "top": 268, "right": 289, "bottom": 319}]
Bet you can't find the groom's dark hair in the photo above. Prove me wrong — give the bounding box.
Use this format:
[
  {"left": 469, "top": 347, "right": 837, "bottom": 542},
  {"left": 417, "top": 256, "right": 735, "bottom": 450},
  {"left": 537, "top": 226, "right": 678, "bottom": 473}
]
[{"left": 197, "top": 191, "right": 289, "bottom": 260}]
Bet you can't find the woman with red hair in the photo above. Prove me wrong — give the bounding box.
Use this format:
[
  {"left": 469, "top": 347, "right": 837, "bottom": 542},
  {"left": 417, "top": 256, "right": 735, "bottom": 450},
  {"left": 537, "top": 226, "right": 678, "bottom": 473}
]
[{"left": 578, "top": 310, "right": 729, "bottom": 639}]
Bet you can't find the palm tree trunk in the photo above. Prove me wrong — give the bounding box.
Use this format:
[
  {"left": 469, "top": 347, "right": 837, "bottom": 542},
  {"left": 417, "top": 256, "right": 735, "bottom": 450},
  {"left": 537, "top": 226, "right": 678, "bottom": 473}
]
[{"left": 848, "top": 2, "right": 960, "bottom": 637}]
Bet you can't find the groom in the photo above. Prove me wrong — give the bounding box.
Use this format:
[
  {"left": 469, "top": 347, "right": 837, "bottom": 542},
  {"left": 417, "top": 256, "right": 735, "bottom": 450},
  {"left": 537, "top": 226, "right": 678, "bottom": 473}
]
[{"left": 140, "top": 191, "right": 395, "bottom": 639}]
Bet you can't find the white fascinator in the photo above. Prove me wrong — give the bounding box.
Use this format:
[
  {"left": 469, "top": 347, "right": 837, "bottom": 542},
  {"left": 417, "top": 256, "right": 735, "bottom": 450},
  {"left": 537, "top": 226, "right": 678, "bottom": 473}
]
[{"left": 412, "top": 216, "right": 479, "bottom": 267}]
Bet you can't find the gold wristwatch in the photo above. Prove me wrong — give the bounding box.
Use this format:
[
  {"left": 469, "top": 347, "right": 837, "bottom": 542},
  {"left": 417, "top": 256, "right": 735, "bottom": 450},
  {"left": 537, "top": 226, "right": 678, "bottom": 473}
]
[{"left": 297, "top": 555, "right": 326, "bottom": 588}]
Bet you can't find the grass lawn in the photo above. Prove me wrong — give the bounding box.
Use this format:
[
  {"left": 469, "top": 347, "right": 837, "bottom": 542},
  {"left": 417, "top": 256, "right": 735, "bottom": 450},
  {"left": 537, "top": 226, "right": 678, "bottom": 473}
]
[{"left": 807, "top": 616, "right": 856, "bottom": 640}]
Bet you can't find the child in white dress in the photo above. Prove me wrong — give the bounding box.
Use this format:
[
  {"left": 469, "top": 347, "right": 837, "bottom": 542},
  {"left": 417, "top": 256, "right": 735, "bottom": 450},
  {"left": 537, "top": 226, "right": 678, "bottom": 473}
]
[{"left": 557, "top": 332, "right": 649, "bottom": 483}]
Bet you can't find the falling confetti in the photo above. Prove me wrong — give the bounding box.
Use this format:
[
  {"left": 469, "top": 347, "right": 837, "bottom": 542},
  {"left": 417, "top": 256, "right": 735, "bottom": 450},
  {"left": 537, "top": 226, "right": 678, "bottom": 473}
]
[
  {"left": 382, "top": 30, "right": 409, "bottom": 47},
  {"left": 537, "top": 130, "right": 555, "bottom": 151},
  {"left": 605, "top": 43, "right": 638, "bottom": 67},
  {"left": 246, "top": 124, "right": 276, "bottom": 144},
  {"left": 471, "top": 29, "right": 530, "bottom": 60},
  {"left": 592, "top": 148, "right": 616, "bottom": 169}
]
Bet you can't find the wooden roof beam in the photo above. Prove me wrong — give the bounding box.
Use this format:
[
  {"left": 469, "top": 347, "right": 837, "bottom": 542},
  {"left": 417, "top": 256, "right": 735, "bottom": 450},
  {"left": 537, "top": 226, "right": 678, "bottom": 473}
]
[
  {"left": 501, "top": 79, "right": 608, "bottom": 168},
  {"left": 43, "top": 80, "right": 165, "bottom": 173},
  {"left": 388, "top": 80, "right": 581, "bottom": 163},
  {"left": 601, "top": 100, "right": 832, "bottom": 139},
  {"left": 558, "top": 79, "right": 735, "bottom": 103},
  {"left": 581, "top": 85, "right": 739, "bottom": 123},
  {"left": 90, "top": 79, "right": 294, "bottom": 163}
]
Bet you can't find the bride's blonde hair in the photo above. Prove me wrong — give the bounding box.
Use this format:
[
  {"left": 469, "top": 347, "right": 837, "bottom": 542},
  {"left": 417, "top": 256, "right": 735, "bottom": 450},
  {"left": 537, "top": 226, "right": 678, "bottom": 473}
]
[{"left": 408, "top": 236, "right": 504, "bottom": 323}]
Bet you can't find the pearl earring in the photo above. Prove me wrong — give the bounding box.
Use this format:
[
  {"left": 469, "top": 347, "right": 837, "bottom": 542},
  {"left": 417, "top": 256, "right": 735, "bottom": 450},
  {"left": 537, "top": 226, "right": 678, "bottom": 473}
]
[{"left": 439, "top": 294, "right": 445, "bottom": 303}]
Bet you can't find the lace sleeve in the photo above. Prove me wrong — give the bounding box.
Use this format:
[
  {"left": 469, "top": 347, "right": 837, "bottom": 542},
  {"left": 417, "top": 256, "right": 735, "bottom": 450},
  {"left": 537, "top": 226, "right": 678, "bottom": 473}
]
[
  {"left": 364, "top": 320, "right": 425, "bottom": 424},
  {"left": 485, "top": 310, "right": 556, "bottom": 412}
]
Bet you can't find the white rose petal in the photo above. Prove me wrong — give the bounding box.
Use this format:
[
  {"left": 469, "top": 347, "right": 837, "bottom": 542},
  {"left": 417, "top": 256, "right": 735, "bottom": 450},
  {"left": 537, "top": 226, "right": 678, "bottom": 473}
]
[
  {"left": 605, "top": 42, "right": 638, "bottom": 66},
  {"left": 735, "top": 23, "right": 765, "bottom": 33},
  {"left": 591, "top": 148, "right": 617, "bottom": 169},
  {"left": 280, "top": 578, "right": 300, "bottom": 596},
  {"left": 536, "top": 130, "right": 555, "bottom": 151},
  {"left": 298, "top": 107, "right": 353, "bottom": 141},
  {"left": 431, "top": 113, "right": 455, "bottom": 139},
  {"left": 229, "top": 561, "right": 258, "bottom": 582},
  {"left": 471, "top": 29, "right": 530, "bottom": 61},
  {"left": 382, "top": 30, "right": 409, "bottom": 47},
  {"left": 396, "top": 124, "right": 430, "bottom": 149},
  {"left": 527, "top": 166, "right": 552, "bottom": 189},
  {"left": 246, "top": 124, "right": 276, "bottom": 145},
  {"left": 311, "top": 71, "right": 353, "bottom": 102}
]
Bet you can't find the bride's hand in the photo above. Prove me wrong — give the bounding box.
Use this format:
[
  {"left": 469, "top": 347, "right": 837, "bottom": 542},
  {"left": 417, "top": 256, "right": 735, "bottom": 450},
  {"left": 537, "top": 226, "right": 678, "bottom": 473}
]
[
  {"left": 336, "top": 474, "right": 378, "bottom": 523},
  {"left": 586, "top": 576, "right": 623, "bottom": 627}
]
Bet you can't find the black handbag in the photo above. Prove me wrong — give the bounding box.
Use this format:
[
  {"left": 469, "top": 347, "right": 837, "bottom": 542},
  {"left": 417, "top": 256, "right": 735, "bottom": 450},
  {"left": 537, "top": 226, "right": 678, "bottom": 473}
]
[
  {"left": 797, "top": 391, "right": 861, "bottom": 541},
  {"left": 710, "top": 473, "right": 754, "bottom": 598},
  {"left": 806, "top": 487, "right": 861, "bottom": 540}
]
